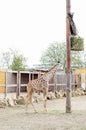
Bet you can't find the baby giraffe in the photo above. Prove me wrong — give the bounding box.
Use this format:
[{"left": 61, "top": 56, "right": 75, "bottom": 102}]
[{"left": 25, "top": 63, "right": 60, "bottom": 113}]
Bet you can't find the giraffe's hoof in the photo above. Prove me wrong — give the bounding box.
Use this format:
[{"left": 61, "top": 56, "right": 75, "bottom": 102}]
[
  {"left": 25, "top": 111, "right": 28, "bottom": 114},
  {"left": 34, "top": 110, "right": 38, "bottom": 113},
  {"left": 43, "top": 109, "right": 47, "bottom": 113}
]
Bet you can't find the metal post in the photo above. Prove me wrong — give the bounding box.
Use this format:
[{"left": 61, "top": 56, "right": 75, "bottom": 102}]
[{"left": 66, "top": 0, "right": 71, "bottom": 113}]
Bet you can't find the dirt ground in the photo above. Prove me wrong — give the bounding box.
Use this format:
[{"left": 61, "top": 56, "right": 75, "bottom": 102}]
[{"left": 0, "top": 96, "right": 86, "bottom": 130}]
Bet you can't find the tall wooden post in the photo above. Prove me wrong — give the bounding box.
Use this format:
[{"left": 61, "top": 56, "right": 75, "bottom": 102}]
[
  {"left": 16, "top": 71, "right": 21, "bottom": 98},
  {"left": 66, "top": 0, "right": 71, "bottom": 113},
  {"left": 5, "top": 71, "right": 7, "bottom": 97}
]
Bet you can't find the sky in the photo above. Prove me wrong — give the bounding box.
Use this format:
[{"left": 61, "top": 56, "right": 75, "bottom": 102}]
[{"left": 0, "top": 0, "right": 86, "bottom": 67}]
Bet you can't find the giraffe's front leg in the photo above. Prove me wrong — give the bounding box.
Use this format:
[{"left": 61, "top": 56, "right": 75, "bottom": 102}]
[
  {"left": 43, "top": 96, "right": 47, "bottom": 112},
  {"left": 25, "top": 95, "right": 29, "bottom": 113},
  {"left": 31, "top": 102, "right": 37, "bottom": 113},
  {"left": 43, "top": 88, "right": 47, "bottom": 112},
  {"left": 25, "top": 94, "right": 37, "bottom": 113}
]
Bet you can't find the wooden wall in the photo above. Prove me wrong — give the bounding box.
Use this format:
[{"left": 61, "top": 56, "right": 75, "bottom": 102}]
[{"left": 0, "top": 71, "right": 6, "bottom": 93}]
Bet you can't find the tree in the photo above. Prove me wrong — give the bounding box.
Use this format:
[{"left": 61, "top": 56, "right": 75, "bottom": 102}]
[
  {"left": 40, "top": 42, "right": 66, "bottom": 69},
  {"left": 40, "top": 42, "right": 83, "bottom": 69},
  {"left": 40, "top": 42, "right": 66, "bottom": 68},
  {"left": 0, "top": 48, "right": 28, "bottom": 70},
  {"left": 1, "top": 52, "right": 11, "bottom": 68},
  {"left": 71, "top": 51, "right": 83, "bottom": 68},
  {"left": 0, "top": 48, "right": 13, "bottom": 68},
  {"left": 10, "top": 55, "right": 27, "bottom": 71}
]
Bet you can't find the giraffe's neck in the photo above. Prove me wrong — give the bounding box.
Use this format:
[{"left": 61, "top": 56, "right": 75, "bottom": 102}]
[{"left": 41, "top": 64, "right": 59, "bottom": 81}]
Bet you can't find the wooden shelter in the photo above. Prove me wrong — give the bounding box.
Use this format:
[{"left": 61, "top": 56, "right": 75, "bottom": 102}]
[{"left": 0, "top": 70, "right": 42, "bottom": 97}]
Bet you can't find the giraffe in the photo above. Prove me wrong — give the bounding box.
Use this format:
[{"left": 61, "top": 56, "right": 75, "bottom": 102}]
[{"left": 25, "top": 63, "right": 60, "bottom": 112}]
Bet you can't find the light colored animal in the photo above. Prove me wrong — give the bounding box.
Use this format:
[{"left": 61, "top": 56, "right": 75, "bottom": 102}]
[{"left": 25, "top": 64, "right": 60, "bottom": 112}]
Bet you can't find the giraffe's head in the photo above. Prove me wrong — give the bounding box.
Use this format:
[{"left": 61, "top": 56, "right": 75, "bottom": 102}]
[{"left": 48, "top": 63, "right": 60, "bottom": 72}]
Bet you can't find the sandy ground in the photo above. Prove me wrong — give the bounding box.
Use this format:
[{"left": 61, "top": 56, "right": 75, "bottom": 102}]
[{"left": 0, "top": 96, "right": 86, "bottom": 130}]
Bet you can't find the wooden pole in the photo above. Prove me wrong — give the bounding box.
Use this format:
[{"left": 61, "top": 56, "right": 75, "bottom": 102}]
[
  {"left": 5, "top": 71, "right": 7, "bottom": 97},
  {"left": 66, "top": 0, "right": 71, "bottom": 113},
  {"left": 16, "top": 71, "right": 21, "bottom": 98}
]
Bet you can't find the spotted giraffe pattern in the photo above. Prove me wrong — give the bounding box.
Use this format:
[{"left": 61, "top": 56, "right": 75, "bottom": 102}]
[{"left": 26, "top": 64, "right": 60, "bottom": 112}]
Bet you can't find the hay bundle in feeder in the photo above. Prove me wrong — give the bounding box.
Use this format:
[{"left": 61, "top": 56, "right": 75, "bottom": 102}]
[{"left": 71, "top": 36, "right": 84, "bottom": 51}]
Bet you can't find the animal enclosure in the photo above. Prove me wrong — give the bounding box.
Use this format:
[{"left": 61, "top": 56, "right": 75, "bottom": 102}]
[{"left": 0, "top": 69, "right": 82, "bottom": 98}]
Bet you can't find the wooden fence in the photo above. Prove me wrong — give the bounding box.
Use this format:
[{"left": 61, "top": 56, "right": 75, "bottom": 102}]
[
  {"left": 0, "top": 70, "right": 82, "bottom": 98},
  {"left": 48, "top": 73, "right": 81, "bottom": 92}
]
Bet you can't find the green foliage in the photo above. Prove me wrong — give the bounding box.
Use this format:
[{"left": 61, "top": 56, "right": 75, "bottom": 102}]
[
  {"left": 0, "top": 48, "right": 27, "bottom": 70},
  {"left": 40, "top": 42, "right": 83, "bottom": 69},
  {"left": 10, "top": 55, "right": 27, "bottom": 71},
  {"left": 40, "top": 42, "right": 66, "bottom": 68}
]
